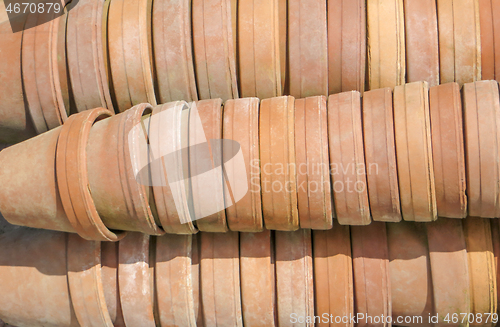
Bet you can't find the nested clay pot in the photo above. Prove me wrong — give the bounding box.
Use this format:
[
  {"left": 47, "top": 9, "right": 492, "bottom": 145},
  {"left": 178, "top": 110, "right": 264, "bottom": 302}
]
[
  {"left": 288, "top": 0, "right": 328, "bottom": 98},
  {"left": 313, "top": 222, "right": 353, "bottom": 327},
  {"left": 259, "top": 96, "right": 299, "bottom": 230},
  {"left": 362, "top": 88, "right": 401, "bottom": 222},
  {"left": 67, "top": 0, "right": 114, "bottom": 113},
  {"left": 0, "top": 229, "right": 79, "bottom": 327},
  {"left": 86, "top": 103, "right": 164, "bottom": 235},
  {"left": 152, "top": 0, "right": 197, "bottom": 102},
  {"left": 107, "top": 0, "right": 156, "bottom": 112},
  {"left": 478, "top": 0, "right": 500, "bottom": 80},
  {"left": 393, "top": 82, "right": 437, "bottom": 222},
  {"left": 437, "top": 0, "right": 481, "bottom": 86},
  {"left": 404, "top": 0, "right": 439, "bottom": 86},
  {"left": 328, "top": 0, "right": 366, "bottom": 94},
  {"left": 294, "top": 96, "right": 333, "bottom": 229},
  {"left": 22, "top": 11, "right": 69, "bottom": 134},
  {"left": 238, "top": 0, "right": 281, "bottom": 98},
  {"left": 200, "top": 232, "right": 243, "bottom": 326},
  {"left": 155, "top": 234, "right": 197, "bottom": 327},
  {"left": 328, "top": 91, "right": 371, "bottom": 225},
  {"left": 150, "top": 101, "right": 197, "bottom": 234},
  {"left": 387, "top": 222, "right": 433, "bottom": 327},
  {"left": 0, "top": 21, "right": 37, "bottom": 143},
  {"left": 366, "top": 0, "right": 405, "bottom": 89}
]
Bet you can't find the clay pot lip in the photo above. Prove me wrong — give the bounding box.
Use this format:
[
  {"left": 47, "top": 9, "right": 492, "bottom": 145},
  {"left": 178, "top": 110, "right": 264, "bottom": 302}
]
[
  {"left": 57, "top": 107, "right": 126, "bottom": 242},
  {"left": 150, "top": 101, "right": 197, "bottom": 233},
  {"left": 125, "top": 103, "right": 166, "bottom": 236}
]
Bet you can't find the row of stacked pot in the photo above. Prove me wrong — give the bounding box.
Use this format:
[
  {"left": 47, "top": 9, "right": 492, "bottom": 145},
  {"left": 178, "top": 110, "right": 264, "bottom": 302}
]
[
  {"left": 0, "top": 0, "right": 497, "bottom": 144},
  {"left": 0, "top": 80, "right": 499, "bottom": 237},
  {"left": 0, "top": 217, "right": 497, "bottom": 327}
]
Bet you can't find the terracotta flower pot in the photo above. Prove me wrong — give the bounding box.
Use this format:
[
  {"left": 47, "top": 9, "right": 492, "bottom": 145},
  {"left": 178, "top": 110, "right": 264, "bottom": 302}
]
[
  {"left": 429, "top": 83, "right": 467, "bottom": 218},
  {"left": 393, "top": 82, "right": 437, "bottom": 222},
  {"left": 294, "top": 96, "right": 333, "bottom": 229},
  {"left": 240, "top": 231, "right": 277, "bottom": 326},
  {"left": 426, "top": 218, "right": 469, "bottom": 327},
  {"left": 152, "top": 0, "right": 197, "bottom": 103},
  {"left": 0, "top": 21, "right": 37, "bottom": 143},
  {"left": 86, "top": 103, "right": 164, "bottom": 235},
  {"left": 351, "top": 222, "right": 391, "bottom": 327},
  {"left": 478, "top": 0, "right": 500, "bottom": 81},
  {"left": 224, "top": 98, "right": 263, "bottom": 232},
  {"left": 463, "top": 80, "right": 500, "bottom": 218},
  {"left": 66, "top": 0, "right": 114, "bottom": 113},
  {"left": 200, "top": 232, "right": 243, "bottom": 326},
  {"left": 22, "top": 12, "right": 69, "bottom": 134},
  {"left": 362, "top": 88, "right": 401, "bottom": 222},
  {"left": 387, "top": 221, "right": 433, "bottom": 327},
  {"left": 238, "top": 0, "right": 281, "bottom": 98},
  {"left": 149, "top": 101, "right": 197, "bottom": 234},
  {"left": 107, "top": 0, "right": 156, "bottom": 112},
  {"left": 192, "top": 0, "right": 238, "bottom": 101},
  {"left": 328, "top": 0, "right": 366, "bottom": 94},
  {"left": 366, "top": 0, "right": 405, "bottom": 89},
  {"left": 0, "top": 229, "right": 78, "bottom": 327},
  {"left": 288, "top": 0, "right": 328, "bottom": 98},
  {"left": 437, "top": 0, "right": 481, "bottom": 86},
  {"left": 404, "top": 0, "right": 439, "bottom": 86},
  {"left": 328, "top": 91, "right": 371, "bottom": 225},
  {"left": 101, "top": 241, "right": 126, "bottom": 326},
  {"left": 275, "top": 230, "right": 314, "bottom": 327},
  {"left": 313, "top": 222, "right": 353, "bottom": 327},
  {"left": 259, "top": 96, "right": 298, "bottom": 230},
  {"left": 155, "top": 234, "right": 196, "bottom": 327}
]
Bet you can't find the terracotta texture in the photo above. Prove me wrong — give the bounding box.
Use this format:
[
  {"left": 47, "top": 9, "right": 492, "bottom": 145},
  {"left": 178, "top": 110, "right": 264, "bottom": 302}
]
[
  {"left": 463, "top": 217, "right": 497, "bottom": 326},
  {"left": 313, "top": 223, "right": 353, "bottom": 327},
  {"left": 259, "top": 96, "right": 298, "bottom": 230},
  {"left": 492, "top": 219, "right": 500, "bottom": 311},
  {"left": 150, "top": 102, "right": 197, "bottom": 234},
  {"left": 279, "top": 0, "right": 287, "bottom": 92},
  {"left": 0, "top": 21, "right": 36, "bottom": 143},
  {"left": 366, "top": 0, "right": 405, "bottom": 89},
  {"left": 240, "top": 231, "right": 277, "bottom": 326},
  {"left": 404, "top": 0, "right": 440, "bottom": 86},
  {"left": 107, "top": 0, "right": 156, "bottom": 112},
  {"left": 328, "top": 0, "right": 366, "bottom": 93},
  {"left": 0, "top": 126, "right": 76, "bottom": 233},
  {"left": 463, "top": 80, "right": 500, "bottom": 218},
  {"left": 56, "top": 108, "right": 126, "bottom": 241},
  {"left": 101, "top": 241, "right": 126, "bottom": 326},
  {"left": 22, "top": 13, "right": 68, "bottom": 134},
  {"left": 86, "top": 104, "right": 164, "bottom": 234},
  {"left": 328, "top": 91, "right": 371, "bottom": 225},
  {"left": 67, "top": 0, "right": 114, "bottom": 113},
  {"left": 118, "top": 232, "right": 156, "bottom": 327},
  {"left": 190, "top": 99, "right": 228, "bottom": 232},
  {"left": 294, "top": 96, "right": 333, "bottom": 229},
  {"left": 156, "top": 234, "right": 196, "bottom": 327},
  {"left": 351, "top": 222, "right": 391, "bottom": 327},
  {"left": 426, "top": 218, "right": 470, "bottom": 327},
  {"left": 67, "top": 233, "right": 114, "bottom": 327},
  {"left": 152, "top": 0, "right": 197, "bottom": 102},
  {"left": 429, "top": 83, "right": 467, "bottom": 218},
  {"left": 362, "top": 88, "right": 401, "bottom": 222},
  {"left": 200, "top": 232, "right": 243, "bottom": 326},
  {"left": 393, "top": 82, "right": 437, "bottom": 222},
  {"left": 387, "top": 222, "right": 433, "bottom": 327},
  {"left": 437, "top": 0, "right": 481, "bottom": 85},
  {"left": 192, "top": 0, "right": 238, "bottom": 101},
  {"left": 191, "top": 234, "right": 203, "bottom": 326},
  {"left": 238, "top": 0, "right": 281, "bottom": 98},
  {"left": 0, "top": 229, "right": 79, "bottom": 327},
  {"left": 275, "top": 230, "right": 314, "bottom": 327},
  {"left": 478, "top": 0, "right": 499, "bottom": 80},
  {"left": 224, "top": 98, "right": 263, "bottom": 232},
  {"left": 288, "top": 0, "right": 328, "bottom": 97}
]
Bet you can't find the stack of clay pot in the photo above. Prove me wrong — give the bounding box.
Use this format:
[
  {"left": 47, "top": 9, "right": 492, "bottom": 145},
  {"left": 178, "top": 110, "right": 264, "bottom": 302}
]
[
  {"left": 0, "top": 80, "right": 498, "bottom": 239},
  {"left": 0, "top": 217, "right": 497, "bottom": 327},
  {"left": 1, "top": 0, "right": 496, "bottom": 144}
]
